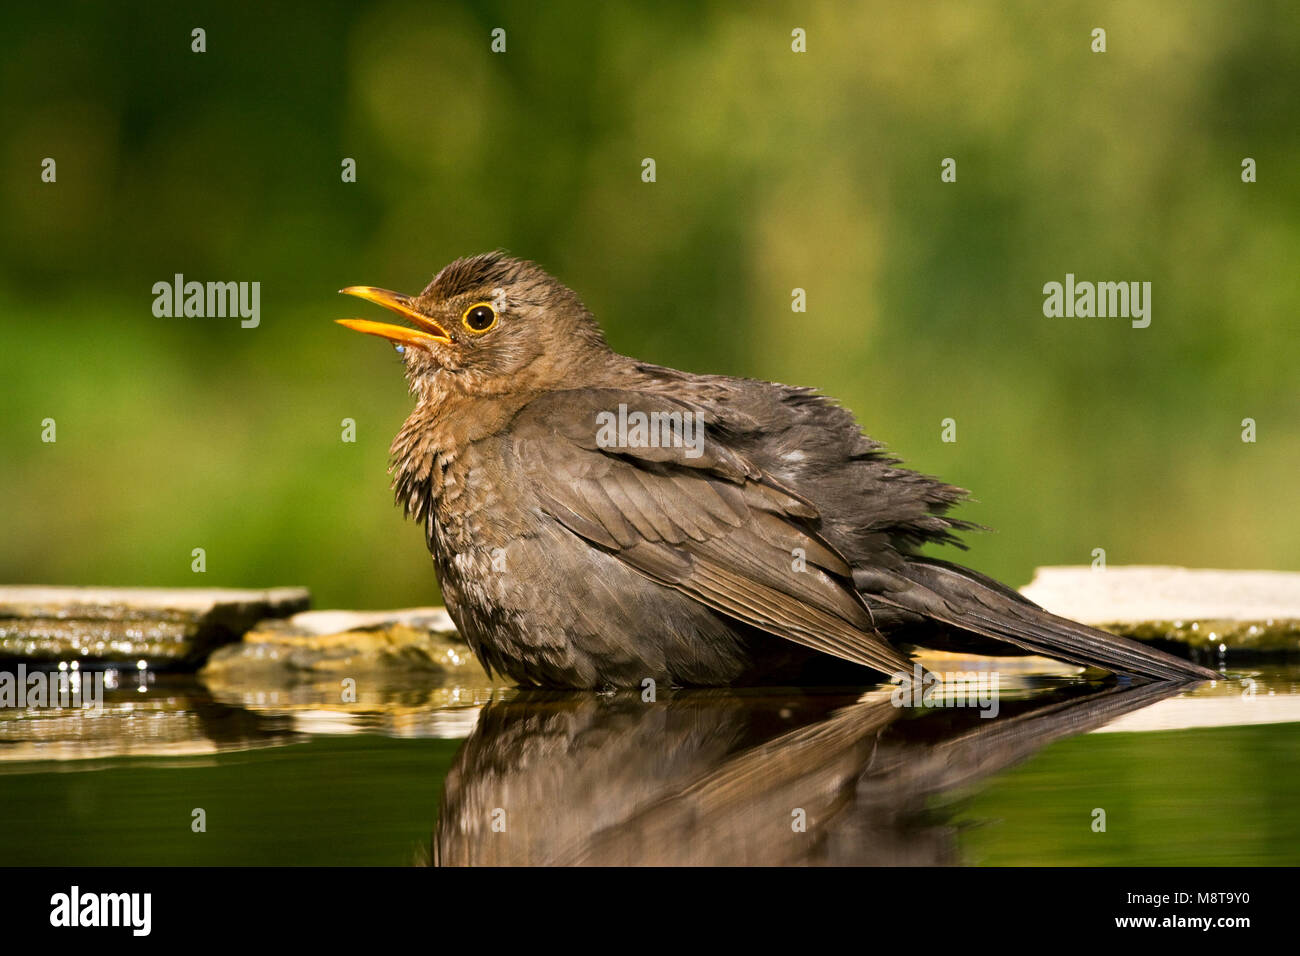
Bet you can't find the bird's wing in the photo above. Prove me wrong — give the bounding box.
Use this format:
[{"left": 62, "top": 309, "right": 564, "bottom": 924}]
[
  {"left": 856, "top": 557, "right": 1220, "bottom": 681},
  {"left": 505, "top": 388, "right": 913, "bottom": 676}
]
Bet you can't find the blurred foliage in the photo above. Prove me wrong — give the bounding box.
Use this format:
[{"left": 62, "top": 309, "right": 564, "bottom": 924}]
[{"left": 1, "top": 1, "right": 1297, "bottom": 610}]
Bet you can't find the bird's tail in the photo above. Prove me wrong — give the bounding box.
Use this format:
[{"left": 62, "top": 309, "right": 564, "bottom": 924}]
[{"left": 858, "top": 557, "right": 1219, "bottom": 682}]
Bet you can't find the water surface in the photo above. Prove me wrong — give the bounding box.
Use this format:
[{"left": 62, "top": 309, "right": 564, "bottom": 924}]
[{"left": 1, "top": 659, "right": 1295, "bottom": 865}]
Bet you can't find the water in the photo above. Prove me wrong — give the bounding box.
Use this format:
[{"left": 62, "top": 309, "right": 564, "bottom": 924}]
[{"left": 0, "top": 659, "right": 1296, "bottom": 865}]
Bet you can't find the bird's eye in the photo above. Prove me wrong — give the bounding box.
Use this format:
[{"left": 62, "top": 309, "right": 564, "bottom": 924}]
[{"left": 461, "top": 303, "right": 498, "bottom": 334}]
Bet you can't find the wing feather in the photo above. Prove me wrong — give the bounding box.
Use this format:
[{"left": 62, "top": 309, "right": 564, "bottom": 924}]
[{"left": 508, "top": 389, "right": 912, "bottom": 677}]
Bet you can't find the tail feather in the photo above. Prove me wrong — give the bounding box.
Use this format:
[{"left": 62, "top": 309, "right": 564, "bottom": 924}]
[{"left": 857, "top": 558, "right": 1219, "bottom": 682}]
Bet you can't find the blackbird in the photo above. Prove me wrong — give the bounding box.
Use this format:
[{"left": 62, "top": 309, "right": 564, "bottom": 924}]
[{"left": 338, "top": 253, "right": 1217, "bottom": 688}]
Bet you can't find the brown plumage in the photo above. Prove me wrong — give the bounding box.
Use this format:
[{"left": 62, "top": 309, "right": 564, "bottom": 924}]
[{"left": 337, "top": 253, "right": 1218, "bottom": 688}]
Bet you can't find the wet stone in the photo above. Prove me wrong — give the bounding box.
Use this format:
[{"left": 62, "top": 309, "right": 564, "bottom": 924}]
[
  {"left": 199, "top": 607, "right": 487, "bottom": 684},
  {"left": 1020, "top": 566, "right": 1300, "bottom": 655},
  {"left": 0, "top": 586, "right": 311, "bottom": 667}
]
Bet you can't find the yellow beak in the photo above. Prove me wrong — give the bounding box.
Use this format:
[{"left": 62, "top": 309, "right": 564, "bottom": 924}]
[{"left": 337, "top": 286, "right": 452, "bottom": 348}]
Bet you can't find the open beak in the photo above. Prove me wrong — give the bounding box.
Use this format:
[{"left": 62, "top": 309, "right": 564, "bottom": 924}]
[{"left": 337, "top": 286, "right": 452, "bottom": 349}]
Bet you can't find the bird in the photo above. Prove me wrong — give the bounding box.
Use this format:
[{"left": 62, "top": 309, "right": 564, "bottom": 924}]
[{"left": 337, "top": 252, "right": 1219, "bottom": 689}]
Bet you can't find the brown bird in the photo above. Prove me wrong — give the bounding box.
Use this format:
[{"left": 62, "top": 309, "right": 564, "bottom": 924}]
[{"left": 338, "top": 253, "right": 1218, "bottom": 688}]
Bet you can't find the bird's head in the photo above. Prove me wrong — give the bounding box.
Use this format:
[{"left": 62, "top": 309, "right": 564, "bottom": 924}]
[{"left": 338, "top": 252, "right": 611, "bottom": 398}]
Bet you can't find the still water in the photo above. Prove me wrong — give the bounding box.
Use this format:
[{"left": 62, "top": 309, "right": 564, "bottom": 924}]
[{"left": 1, "top": 658, "right": 1296, "bottom": 865}]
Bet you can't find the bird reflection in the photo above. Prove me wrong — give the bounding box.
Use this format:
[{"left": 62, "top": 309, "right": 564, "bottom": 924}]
[{"left": 433, "top": 679, "right": 1187, "bottom": 865}]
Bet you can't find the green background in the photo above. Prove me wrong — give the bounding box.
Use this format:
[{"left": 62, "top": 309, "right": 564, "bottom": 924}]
[{"left": 2, "top": 1, "right": 1296, "bottom": 610}]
